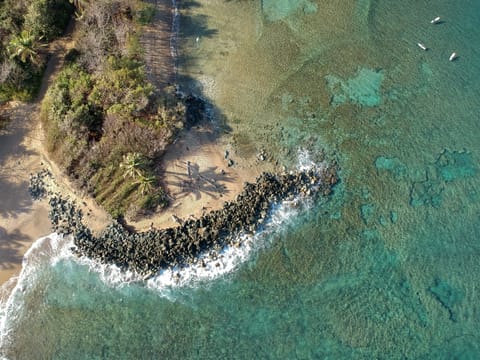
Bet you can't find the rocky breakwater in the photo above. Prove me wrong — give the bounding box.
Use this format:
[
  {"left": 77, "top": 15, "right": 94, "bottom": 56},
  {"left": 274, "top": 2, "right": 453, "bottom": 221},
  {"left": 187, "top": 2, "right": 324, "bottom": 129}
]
[
  {"left": 39, "top": 165, "right": 338, "bottom": 279},
  {"left": 74, "top": 165, "right": 338, "bottom": 278}
]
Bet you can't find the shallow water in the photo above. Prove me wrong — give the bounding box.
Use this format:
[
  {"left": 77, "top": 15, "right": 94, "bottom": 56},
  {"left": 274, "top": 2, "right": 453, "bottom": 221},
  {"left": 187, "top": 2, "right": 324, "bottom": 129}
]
[{"left": 1, "top": 0, "right": 480, "bottom": 358}]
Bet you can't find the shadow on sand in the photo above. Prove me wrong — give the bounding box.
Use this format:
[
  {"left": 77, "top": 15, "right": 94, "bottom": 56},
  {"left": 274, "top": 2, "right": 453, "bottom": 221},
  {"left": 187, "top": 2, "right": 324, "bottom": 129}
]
[
  {"left": 0, "top": 226, "right": 30, "bottom": 270},
  {"left": 152, "top": 0, "right": 241, "bottom": 208},
  {"left": 0, "top": 106, "right": 38, "bottom": 220}
]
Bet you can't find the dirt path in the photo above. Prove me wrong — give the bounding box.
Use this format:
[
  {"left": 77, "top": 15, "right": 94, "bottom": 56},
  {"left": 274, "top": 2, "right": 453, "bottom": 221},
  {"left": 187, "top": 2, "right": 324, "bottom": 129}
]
[
  {"left": 140, "top": 0, "right": 177, "bottom": 91},
  {"left": 0, "top": 20, "right": 110, "bottom": 285},
  {"left": 0, "top": 2, "right": 270, "bottom": 283}
]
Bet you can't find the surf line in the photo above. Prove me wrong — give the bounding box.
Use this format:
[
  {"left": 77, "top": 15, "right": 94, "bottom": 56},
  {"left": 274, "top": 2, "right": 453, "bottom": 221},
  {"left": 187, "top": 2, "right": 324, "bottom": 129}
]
[
  {"left": 72, "top": 166, "right": 338, "bottom": 279},
  {"left": 30, "top": 154, "right": 338, "bottom": 280}
]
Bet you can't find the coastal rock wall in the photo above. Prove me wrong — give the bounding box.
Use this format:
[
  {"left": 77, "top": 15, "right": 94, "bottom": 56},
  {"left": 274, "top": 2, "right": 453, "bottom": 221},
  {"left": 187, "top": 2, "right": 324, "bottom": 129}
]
[{"left": 35, "top": 166, "right": 338, "bottom": 278}]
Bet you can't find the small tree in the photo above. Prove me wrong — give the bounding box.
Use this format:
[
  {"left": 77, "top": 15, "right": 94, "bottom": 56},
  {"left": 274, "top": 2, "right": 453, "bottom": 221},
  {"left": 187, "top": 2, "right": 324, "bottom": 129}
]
[
  {"left": 120, "top": 152, "right": 149, "bottom": 179},
  {"left": 135, "top": 174, "right": 156, "bottom": 195},
  {"left": 24, "top": 0, "right": 73, "bottom": 41},
  {"left": 7, "top": 31, "right": 44, "bottom": 65}
]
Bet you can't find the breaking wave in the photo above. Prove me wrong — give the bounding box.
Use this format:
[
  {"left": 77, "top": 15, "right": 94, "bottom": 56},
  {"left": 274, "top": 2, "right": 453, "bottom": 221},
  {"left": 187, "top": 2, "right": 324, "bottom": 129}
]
[{"left": 0, "top": 150, "right": 326, "bottom": 352}]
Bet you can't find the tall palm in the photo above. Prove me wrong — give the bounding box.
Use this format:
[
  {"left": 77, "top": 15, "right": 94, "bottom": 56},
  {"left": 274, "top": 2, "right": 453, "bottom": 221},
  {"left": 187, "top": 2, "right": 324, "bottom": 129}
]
[
  {"left": 135, "top": 174, "right": 156, "bottom": 195},
  {"left": 120, "top": 152, "right": 148, "bottom": 179},
  {"left": 7, "top": 31, "right": 44, "bottom": 65}
]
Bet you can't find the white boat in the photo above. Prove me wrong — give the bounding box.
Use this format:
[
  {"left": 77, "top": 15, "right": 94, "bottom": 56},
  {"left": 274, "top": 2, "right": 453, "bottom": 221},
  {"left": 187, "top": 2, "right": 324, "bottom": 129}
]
[
  {"left": 449, "top": 52, "right": 457, "bottom": 61},
  {"left": 417, "top": 43, "right": 427, "bottom": 50},
  {"left": 431, "top": 16, "right": 441, "bottom": 24}
]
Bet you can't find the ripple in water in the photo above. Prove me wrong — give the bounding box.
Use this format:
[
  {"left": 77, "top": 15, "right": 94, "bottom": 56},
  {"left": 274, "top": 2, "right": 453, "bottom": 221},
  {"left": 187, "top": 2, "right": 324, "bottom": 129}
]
[{"left": 0, "top": 150, "right": 325, "bottom": 352}]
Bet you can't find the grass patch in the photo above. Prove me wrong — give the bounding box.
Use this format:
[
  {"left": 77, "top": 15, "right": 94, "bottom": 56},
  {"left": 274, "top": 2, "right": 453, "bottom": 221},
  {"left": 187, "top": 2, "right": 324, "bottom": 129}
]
[{"left": 136, "top": 3, "right": 156, "bottom": 25}]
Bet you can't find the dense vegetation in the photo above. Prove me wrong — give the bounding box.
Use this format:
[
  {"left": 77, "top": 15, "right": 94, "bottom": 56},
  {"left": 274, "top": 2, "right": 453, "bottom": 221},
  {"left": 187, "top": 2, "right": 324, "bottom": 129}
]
[
  {"left": 41, "top": 0, "right": 186, "bottom": 219},
  {"left": 0, "top": 0, "right": 73, "bottom": 101}
]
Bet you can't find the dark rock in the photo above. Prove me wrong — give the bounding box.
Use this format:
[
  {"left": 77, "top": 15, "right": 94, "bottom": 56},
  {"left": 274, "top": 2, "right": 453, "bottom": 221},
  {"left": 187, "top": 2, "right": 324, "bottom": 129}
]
[{"left": 34, "top": 163, "right": 339, "bottom": 278}]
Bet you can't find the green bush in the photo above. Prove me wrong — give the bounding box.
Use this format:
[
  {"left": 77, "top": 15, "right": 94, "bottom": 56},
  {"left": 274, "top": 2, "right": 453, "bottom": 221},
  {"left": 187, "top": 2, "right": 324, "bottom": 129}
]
[
  {"left": 136, "top": 3, "right": 156, "bottom": 25},
  {"left": 140, "top": 191, "right": 169, "bottom": 211},
  {"left": 0, "top": 59, "right": 44, "bottom": 102},
  {"left": 24, "top": 0, "right": 73, "bottom": 41},
  {"left": 89, "top": 56, "right": 153, "bottom": 116},
  {"left": 0, "top": 0, "right": 73, "bottom": 102}
]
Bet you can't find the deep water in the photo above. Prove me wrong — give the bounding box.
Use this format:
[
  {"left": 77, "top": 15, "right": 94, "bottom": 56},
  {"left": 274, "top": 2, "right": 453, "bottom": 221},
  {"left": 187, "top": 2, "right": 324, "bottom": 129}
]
[{"left": 1, "top": 0, "right": 480, "bottom": 358}]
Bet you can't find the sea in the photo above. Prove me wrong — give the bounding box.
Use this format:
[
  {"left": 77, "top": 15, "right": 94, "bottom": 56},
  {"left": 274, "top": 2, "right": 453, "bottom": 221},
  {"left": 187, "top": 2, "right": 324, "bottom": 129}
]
[{"left": 1, "top": 0, "right": 479, "bottom": 358}]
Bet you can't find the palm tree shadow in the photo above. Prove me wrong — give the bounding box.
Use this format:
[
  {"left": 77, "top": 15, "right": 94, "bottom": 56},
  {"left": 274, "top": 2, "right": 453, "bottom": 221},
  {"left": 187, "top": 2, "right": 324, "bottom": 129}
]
[
  {"left": 0, "top": 226, "right": 30, "bottom": 270},
  {"left": 164, "top": 162, "right": 235, "bottom": 201},
  {"left": 0, "top": 179, "right": 33, "bottom": 218},
  {"left": 0, "top": 107, "right": 38, "bottom": 219}
]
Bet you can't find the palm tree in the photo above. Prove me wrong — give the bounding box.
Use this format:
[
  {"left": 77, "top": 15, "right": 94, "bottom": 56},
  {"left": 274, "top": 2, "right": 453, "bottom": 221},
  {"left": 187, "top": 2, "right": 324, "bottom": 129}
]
[
  {"left": 135, "top": 174, "right": 156, "bottom": 195},
  {"left": 7, "top": 31, "right": 44, "bottom": 65},
  {"left": 120, "top": 152, "right": 148, "bottom": 179}
]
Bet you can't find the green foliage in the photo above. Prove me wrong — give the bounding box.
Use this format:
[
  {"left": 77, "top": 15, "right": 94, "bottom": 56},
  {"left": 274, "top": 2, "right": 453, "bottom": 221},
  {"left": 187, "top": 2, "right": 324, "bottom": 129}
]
[
  {"left": 120, "top": 152, "right": 151, "bottom": 179},
  {"left": 140, "top": 191, "right": 168, "bottom": 211},
  {"left": 89, "top": 56, "right": 153, "bottom": 117},
  {"left": 42, "top": 64, "right": 98, "bottom": 164},
  {"left": 7, "top": 31, "right": 45, "bottom": 65},
  {"left": 126, "top": 34, "right": 143, "bottom": 60},
  {"left": 0, "top": 58, "right": 44, "bottom": 102},
  {"left": 136, "top": 3, "right": 156, "bottom": 25},
  {"left": 24, "top": 0, "right": 73, "bottom": 41},
  {"left": 135, "top": 173, "right": 156, "bottom": 195},
  {"left": 0, "top": 0, "right": 73, "bottom": 102},
  {"left": 41, "top": 0, "right": 187, "bottom": 218}
]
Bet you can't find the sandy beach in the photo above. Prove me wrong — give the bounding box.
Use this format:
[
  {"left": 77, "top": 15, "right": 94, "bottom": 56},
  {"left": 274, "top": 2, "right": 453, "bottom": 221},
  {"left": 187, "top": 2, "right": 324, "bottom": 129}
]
[
  {"left": 129, "top": 119, "right": 273, "bottom": 231},
  {"left": 0, "top": 99, "right": 112, "bottom": 285},
  {"left": 0, "top": 102, "right": 267, "bottom": 286},
  {"left": 0, "top": 101, "right": 54, "bottom": 285},
  {"left": 0, "top": 0, "right": 270, "bottom": 286}
]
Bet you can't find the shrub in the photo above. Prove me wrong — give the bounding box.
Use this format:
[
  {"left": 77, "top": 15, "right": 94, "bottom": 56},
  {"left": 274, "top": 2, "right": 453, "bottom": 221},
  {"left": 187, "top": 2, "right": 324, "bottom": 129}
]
[
  {"left": 0, "top": 58, "right": 43, "bottom": 102},
  {"left": 136, "top": 3, "right": 155, "bottom": 25},
  {"left": 24, "top": 0, "right": 73, "bottom": 41},
  {"left": 89, "top": 56, "right": 153, "bottom": 117}
]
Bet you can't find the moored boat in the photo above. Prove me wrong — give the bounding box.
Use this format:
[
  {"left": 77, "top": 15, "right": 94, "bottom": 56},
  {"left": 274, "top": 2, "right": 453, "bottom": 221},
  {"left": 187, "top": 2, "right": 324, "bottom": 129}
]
[{"left": 417, "top": 43, "right": 427, "bottom": 50}]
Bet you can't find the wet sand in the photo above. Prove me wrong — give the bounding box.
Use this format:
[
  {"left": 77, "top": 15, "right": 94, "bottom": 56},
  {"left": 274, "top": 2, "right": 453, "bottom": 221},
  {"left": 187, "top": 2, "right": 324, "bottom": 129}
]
[
  {"left": 0, "top": 101, "right": 112, "bottom": 286},
  {"left": 0, "top": 0, "right": 271, "bottom": 286}
]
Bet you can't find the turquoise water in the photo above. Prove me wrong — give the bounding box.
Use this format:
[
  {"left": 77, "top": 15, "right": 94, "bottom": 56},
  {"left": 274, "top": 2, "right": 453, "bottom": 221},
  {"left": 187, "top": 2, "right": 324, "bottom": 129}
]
[{"left": 2, "top": 0, "right": 480, "bottom": 358}]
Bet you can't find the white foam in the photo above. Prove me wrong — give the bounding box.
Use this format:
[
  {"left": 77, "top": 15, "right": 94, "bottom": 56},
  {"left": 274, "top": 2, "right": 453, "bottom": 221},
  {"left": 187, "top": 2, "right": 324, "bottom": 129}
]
[
  {"left": 62, "top": 195, "right": 306, "bottom": 295},
  {"left": 145, "top": 198, "right": 304, "bottom": 291},
  {"left": 74, "top": 149, "right": 327, "bottom": 292},
  {"left": 0, "top": 149, "right": 329, "bottom": 317},
  {"left": 0, "top": 233, "right": 72, "bottom": 352},
  {"left": 296, "top": 148, "right": 327, "bottom": 173}
]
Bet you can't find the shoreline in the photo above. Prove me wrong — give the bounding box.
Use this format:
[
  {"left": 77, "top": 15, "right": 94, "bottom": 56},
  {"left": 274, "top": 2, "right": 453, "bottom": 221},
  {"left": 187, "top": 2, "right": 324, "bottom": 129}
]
[
  {"left": 0, "top": 101, "right": 112, "bottom": 286},
  {"left": 0, "top": 0, "right": 270, "bottom": 286},
  {"left": 0, "top": 102, "right": 277, "bottom": 286},
  {"left": 61, "top": 165, "right": 337, "bottom": 278}
]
